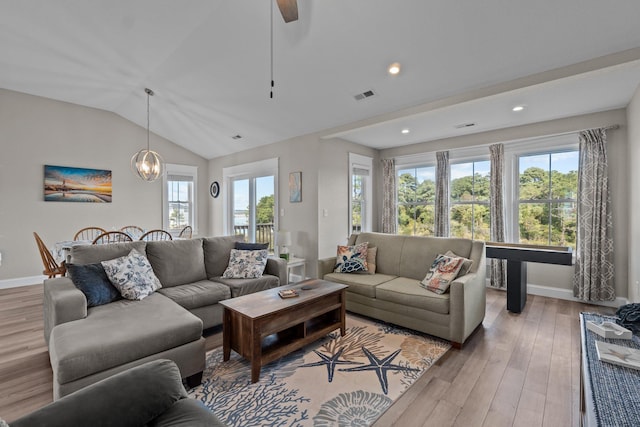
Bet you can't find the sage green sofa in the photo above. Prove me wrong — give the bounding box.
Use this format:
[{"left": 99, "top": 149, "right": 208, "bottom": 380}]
[
  {"left": 318, "top": 232, "right": 486, "bottom": 347},
  {"left": 43, "top": 236, "right": 287, "bottom": 399}
]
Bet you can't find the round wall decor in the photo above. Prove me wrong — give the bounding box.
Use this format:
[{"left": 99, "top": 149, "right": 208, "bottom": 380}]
[{"left": 210, "top": 181, "right": 220, "bottom": 198}]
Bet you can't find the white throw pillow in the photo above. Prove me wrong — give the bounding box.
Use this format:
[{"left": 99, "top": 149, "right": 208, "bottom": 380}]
[
  {"left": 222, "top": 249, "right": 268, "bottom": 279},
  {"left": 101, "top": 249, "right": 162, "bottom": 300}
]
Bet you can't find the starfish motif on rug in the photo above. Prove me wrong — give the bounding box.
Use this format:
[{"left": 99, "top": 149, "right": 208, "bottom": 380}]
[
  {"left": 339, "top": 346, "right": 420, "bottom": 394},
  {"left": 300, "top": 347, "right": 361, "bottom": 382}
]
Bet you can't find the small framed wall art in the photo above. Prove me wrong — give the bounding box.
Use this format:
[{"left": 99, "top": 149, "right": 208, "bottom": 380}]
[{"left": 289, "top": 172, "right": 301, "bottom": 203}]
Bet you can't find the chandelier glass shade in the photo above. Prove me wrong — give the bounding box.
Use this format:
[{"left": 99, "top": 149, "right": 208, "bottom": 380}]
[{"left": 131, "top": 88, "right": 163, "bottom": 182}]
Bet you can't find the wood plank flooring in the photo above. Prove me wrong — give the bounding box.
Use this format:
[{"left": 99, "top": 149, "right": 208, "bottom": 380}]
[{"left": 0, "top": 285, "right": 613, "bottom": 425}]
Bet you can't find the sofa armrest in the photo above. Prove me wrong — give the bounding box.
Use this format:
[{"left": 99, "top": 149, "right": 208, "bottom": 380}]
[
  {"left": 265, "top": 257, "right": 288, "bottom": 286},
  {"left": 43, "top": 277, "right": 87, "bottom": 345},
  {"left": 448, "top": 270, "right": 486, "bottom": 345},
  {"left": 11, "top": 359, "right": 190, "bottom": 427},
  {"left": 317, "top": 257, "right": 337, "bottom": 278}
]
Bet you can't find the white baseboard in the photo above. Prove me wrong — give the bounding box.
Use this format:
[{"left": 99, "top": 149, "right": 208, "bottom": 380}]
[
  {"left": 486, "top": 279, "right": 628, "bottom": 308},
  {"left": 527, "top": 284, "right": 628, "bottom": 308},
  {"left": 0, "top": 275, "right": 45, "bottom": 290}
]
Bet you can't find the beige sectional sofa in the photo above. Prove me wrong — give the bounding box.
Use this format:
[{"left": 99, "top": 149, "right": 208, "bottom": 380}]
[
  {"left": 43, "top": 235, "right": 286, "bottom": 399},
  {"left": 318, "top": 232, "right": 486, "bottom": 347}
]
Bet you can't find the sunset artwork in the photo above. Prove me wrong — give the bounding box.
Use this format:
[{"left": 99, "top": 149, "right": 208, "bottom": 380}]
[{"left": 44, "top": 165, "right": 112, "bottom": 203}]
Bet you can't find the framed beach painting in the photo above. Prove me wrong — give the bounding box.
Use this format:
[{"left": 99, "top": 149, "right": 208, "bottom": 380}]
[
  {"left": 44, "top": 165, "right": 112, "bottom": 203},
  {"left": 289, "top": 172, "right": 301, "bottom": 203}
]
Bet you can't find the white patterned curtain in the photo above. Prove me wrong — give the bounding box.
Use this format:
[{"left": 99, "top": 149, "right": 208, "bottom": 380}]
[
  {"left": 381, "top": 158, "right": 397, "bottom": 234},
  {"left": 489, "top": 144, "right": 507, "bottom": 289},
  {"left": 573, "top": 128, "right": 615, "bottom": 301},
  {"left": 434, "top": 151, "right": 450, "bottom": 237}
]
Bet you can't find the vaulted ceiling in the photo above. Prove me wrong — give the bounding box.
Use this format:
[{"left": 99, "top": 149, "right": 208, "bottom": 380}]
[{"left": 2, "top": 1, "right": 640, "bottom": 159}]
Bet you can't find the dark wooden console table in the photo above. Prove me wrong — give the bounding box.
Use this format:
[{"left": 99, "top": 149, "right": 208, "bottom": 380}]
[{"left": 486, "top": 242, "right": 573, "bottom": 313}]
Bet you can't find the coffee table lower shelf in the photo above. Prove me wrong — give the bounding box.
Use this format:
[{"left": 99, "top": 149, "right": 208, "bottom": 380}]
[{"left": 220, "top": 280, "right": 347, "bottom": 383}]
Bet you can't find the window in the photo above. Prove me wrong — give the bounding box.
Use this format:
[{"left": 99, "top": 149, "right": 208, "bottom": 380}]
[
  {"left": 450, "top": 160, "right": 490, "bottom": 240},
  {"left": 164, "top": 164, "right": 197, "bottom": 234},
  {"left": 517, "top": 150, "right": 578, "bottom": 248},
  {"left": 349, "top": 153, "right": 373, "bottom": 234},
  {"left": 397, "top": 165, "right": 436, "bottom": 236},
  {"left": 224, "top": 158, "right": 278, "bottom": 251}
]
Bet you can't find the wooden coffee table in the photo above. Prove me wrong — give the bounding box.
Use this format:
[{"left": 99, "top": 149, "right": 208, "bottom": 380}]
[{"left": 220, "top": 279, "right": 347, "bottom": 383}]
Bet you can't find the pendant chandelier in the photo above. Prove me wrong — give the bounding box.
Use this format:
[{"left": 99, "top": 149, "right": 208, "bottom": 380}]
[{"left": 131, "top": 88, "right": 163, "bottom": 182}]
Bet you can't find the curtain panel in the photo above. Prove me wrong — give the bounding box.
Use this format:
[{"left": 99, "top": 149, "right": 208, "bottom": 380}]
[
  {"left": 434, "top": 151, "right": 450, "bottom": 237},
  {"left": 489, "top": 144, "right": 507, "bottom": 289},
  {"left": 381, "top": 158, "right": 397, "bottom": 234},
  {"left": 573, "top": 128, "right": 615, "bottom": 301}
]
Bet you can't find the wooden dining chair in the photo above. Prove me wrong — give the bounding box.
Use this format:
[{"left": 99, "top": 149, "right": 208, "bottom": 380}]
[
  {"left": 139, "top": 229, "right": 173, "bottom": 241},
  {"left": 74, "top": 227, "right": 107, "bottom": 241},
  {"left": 178, "top": 226, "right": 193, "bottom": 239},
  {"left": 93, "top": 231, "right": 134, "bottom": 244},
  {"left": 33, "top": 232, "right": 66, "bottom": 278},
  {"left": 120, "top": 225, "right": 144, "bottom": 240}
]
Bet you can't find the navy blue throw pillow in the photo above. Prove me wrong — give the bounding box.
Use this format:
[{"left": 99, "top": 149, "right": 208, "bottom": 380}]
[
  {"left": 235, "top": 242, "right": 270, "bottom": 250},
  {"left": 67, "top": 263, "right": 121, "bottom": 307}
]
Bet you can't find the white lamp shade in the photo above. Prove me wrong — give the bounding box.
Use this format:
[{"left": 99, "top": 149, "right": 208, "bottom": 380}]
[{"left": 277, "top": 231, "right": 292, "bottom": 246}]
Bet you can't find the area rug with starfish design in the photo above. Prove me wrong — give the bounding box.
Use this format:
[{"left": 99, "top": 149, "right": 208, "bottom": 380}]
[{"left": 188, "top": 314, "right": 451, "bottom": 426}]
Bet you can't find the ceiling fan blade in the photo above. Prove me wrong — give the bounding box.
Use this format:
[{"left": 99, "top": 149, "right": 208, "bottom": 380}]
[{"left": 276, "top": 0, "right": 298, "bottom": 23}]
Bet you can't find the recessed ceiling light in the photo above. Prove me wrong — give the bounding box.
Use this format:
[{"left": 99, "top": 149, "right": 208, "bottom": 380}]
[
  {"left": 512, "top": 105, "right": 525, "bottom": 112},
  {"left": 388, "top": 62, "right": 401, "bottom": 75},
  {"left": 401, "top": 129, "right": 410, "bottom": 134}
]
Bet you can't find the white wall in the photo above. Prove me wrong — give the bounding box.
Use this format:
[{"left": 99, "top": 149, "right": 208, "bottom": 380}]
[
  {"left": 627, "top": 85, "right": 640, "bottom": 302},
  {"left": 380, "top": 109, "right": 629, "bottom": 299},
  {"left": 208, "top": 133, "right": 377, "bottom": 279},
  {"left": 0, "top": 89, "right": 209, "bottom": 281}
]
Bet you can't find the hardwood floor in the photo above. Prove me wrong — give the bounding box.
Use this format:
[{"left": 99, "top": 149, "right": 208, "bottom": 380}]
[{"left": 0, "top": 285, "right": 613, "bottom": 425}]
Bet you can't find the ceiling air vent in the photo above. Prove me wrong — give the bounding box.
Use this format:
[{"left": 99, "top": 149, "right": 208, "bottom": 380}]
[
  {"left": 231, "top": 134, "right": 242, "bottom": 140},
  {"left": 354, "top": 89, "right": 376, "bottom": 101},
  {"left": 454, "top": 122, "right": 476, "bottom": 129}
]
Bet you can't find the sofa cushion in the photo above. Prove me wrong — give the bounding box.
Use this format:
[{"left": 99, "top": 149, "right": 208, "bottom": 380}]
[
  {"left": 101, "top": 249, "right": 162, "bottom": 300},
  {"left": 324, "top": 272, "right": 396, "bottom": 298},
  {"left": 222, "top": 249, "right": 268, "bottom": 278},
  {"left": 145, "top": 239, "right": 207, "bottom": 288},
  {"left": 352, "top": 233, "right": 404, "bottom": 276},
  {"left": 67, "top": 263, "right": 121, "bottom": 307},
  {"left": 203, "top": 235, "right": 245, "bottom": 278},
  {"left": 375, "top": 277, "right": 450, "bottom": 315},
  {"left": 213, "top": 275, "right": 280, "bottom": 297},
  {"left": 49, "top": 293, "right": 203, "bottom": 384},
  {"left": 334, "top": 242, "right": 368, "bottom": 273},
  {"left": 71, "top": 241, "right": 147, "bottom": 264},
  {"left": 157, "top": 280, "right": 230, "bottom": 310}
]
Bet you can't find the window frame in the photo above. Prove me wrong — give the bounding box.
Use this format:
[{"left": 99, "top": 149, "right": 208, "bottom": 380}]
[
  {"left": 395, "top": 161, "right": 437, "bottom": 236},
  {"left": 222, "top": 158, "right": 279, "bottom": 244},
  {"left": 449, "top": 157, "right": 491, "bottom": 240},
  {"left": 504, "top": 134, "right": 579, "bottom": 246},
  {"left": 349, "top": 153, "right": 373, "bottom": 235},
  {"left": 163, "top": 163, "right": 197, "bottom": 235}
]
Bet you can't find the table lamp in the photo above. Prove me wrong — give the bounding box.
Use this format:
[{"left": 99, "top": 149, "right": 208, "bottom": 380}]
[{"left": 277, "top": 230, "right": 292, "bottom": 261}]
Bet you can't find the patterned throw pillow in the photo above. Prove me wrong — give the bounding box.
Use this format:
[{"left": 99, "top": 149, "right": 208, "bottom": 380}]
[
  {"left": 420, "top": 254, "right": 465, "bottom": 294},
  {"left": 101, "top": 249, "right": 162, "bottom": 300},
  {"left": 222, "top": 249, "right": 268, "bottom": 279},
  {"left": 334, "top": 242, "right": 368, "bottom": 273},
  {"left": 67, "top": 262, "right": 121, "bottom": 307},
  {"left": 444, "top": 250, "right": 473, "bottom": 277}
]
